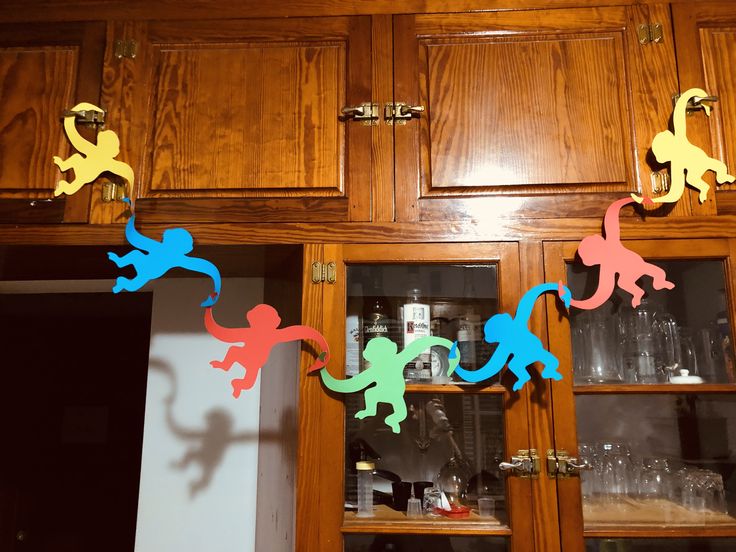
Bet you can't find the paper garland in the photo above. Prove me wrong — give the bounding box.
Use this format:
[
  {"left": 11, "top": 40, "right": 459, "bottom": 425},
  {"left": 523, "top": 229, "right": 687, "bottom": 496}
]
[
  {"left": 53, "top": 102, "right": 135, "bottom": 198},
  {"left": 108, "top": 200, "right": 222, "bottom": 307},
  {"left": 48, "top": 87, "right": 732, "bottom": 433},
  {"left": 206, "top": 303, "right": 330, "bottom": 398}
]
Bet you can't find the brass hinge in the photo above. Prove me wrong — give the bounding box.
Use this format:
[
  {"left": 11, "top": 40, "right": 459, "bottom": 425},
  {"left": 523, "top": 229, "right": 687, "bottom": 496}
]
[
  {"left": 384, "top": 102, "right": 425, "bottom": 125},
  {"left": 113, "top": 39, "right": 138, "bottom": 59},
  {"left": 101, "top": 180, "right": 127, "bottom": 203},
  {"left": 637, "top": 23, "right": 664, "bottom": 45},
  {"left": 546, "top": 449, "right": 589, "bottom": 478},
  {"left": 499, "top": 448, "right": 540, "bottom": 478},
  {"left": 311, "top": 261, "right": 336, "bottom": 284}
]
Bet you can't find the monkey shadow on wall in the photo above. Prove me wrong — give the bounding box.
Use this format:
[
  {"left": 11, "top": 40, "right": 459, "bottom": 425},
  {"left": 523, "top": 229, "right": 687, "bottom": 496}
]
[{"left": 149, "top": 358, "right": 296, "bottom": 498}]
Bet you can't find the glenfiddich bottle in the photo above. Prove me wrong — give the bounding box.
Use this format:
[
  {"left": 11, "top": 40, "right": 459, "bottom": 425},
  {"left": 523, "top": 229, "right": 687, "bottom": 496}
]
[{"left": 361, "top": 289, "right": 390, "bottom": 371}]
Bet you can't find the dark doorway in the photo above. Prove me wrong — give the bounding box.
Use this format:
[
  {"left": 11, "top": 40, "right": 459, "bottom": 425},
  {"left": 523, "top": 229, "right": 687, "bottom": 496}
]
[{"left": 0, "top": 292, "right": 151, "bottom": 552}]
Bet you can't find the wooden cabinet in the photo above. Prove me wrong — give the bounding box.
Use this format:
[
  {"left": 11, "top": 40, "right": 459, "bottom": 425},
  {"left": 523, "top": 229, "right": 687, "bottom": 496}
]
[
  {"left": 95, "top": 17, "right": 372, "bottom": 224},
  {"left": 672, "top": 2, "right": 736, "bottom": 217},
  {"left": 544, "top": 238, "right": 736, "bottom": 551},
  {"left": 0, "top": 21, "right": 105, "bottom": 224},
  {"left": 392, "top": 6, "right": 681, "bottom": 221}
]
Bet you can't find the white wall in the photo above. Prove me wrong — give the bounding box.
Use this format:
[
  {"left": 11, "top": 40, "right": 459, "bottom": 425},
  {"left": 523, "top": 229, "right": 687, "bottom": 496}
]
[{"left": 135, "top": 278, "right": 265, "bottom": 552}]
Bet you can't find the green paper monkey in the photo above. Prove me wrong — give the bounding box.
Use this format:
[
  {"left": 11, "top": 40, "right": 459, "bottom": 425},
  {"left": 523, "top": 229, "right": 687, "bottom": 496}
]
[{"left": 314, "top": 336, "right": 459, "bottom": 433}]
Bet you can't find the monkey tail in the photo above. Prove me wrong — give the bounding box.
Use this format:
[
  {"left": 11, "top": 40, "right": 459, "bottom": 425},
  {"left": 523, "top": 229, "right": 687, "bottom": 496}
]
[
  {"left": 514, "top": 283, "right": 563, "bottom": 324},
  {"left": 673, "top": 88, "right": 709, "bottom": 136}
]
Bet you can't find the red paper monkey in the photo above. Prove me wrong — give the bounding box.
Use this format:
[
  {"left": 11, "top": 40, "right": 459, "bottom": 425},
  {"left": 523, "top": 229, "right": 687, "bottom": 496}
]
[
  {"left": 570, "top": 197, "right": 674, "bottom": 310},
  {"left": 205, "top": 303, "right": 329, "bottom": 397}
]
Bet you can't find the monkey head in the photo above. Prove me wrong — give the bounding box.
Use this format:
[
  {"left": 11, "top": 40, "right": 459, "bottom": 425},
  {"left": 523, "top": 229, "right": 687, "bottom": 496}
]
[
  {"left": 97, "top": 130, "right": 121, "bottom": 156},
  {"left": 162, "top": 228, "right": 194, "bottom": 254},
  {"left": 651, "top": 130, "right": 676, "bottom": 164},
  {"left": 483, "top": 313, "right": 513, "bottom": 344},
  {"left": 246, "top": 304, "right": 281, "bottom": 329},
  {"left": 363, "top": 337, "right": 398, "bottom": 364},
  {"left": 576, "top": 234, "right": 606, "bottom": 267}
]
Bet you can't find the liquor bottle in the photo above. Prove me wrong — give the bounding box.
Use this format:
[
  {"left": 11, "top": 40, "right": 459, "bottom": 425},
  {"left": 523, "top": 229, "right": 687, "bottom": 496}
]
[
  {"left": 361, "top": 282, "right": 390, "bottom": 371},
  {"left": 457, "top": 311, "right": 480, "bottom": 371},
  {"left": 345, "top": 282, "right": 362, "bottom": 377},
  {"left": 400, "top": 286, "right": 431, "bottom": 381}
]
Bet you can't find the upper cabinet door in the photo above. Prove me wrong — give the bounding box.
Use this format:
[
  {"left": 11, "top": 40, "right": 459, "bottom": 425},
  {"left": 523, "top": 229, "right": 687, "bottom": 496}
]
[
  {"left": 672, "top": 2, "right": 736, "bottom": 217},
  {"left": 0, "top": 22, "right": 105, "bottom": 224},
  {"left": 100, "top": 17, "right": 371, "bottom": 224},
  {"left": 393, "top": 6, "right": 681, "bottom": 221}
]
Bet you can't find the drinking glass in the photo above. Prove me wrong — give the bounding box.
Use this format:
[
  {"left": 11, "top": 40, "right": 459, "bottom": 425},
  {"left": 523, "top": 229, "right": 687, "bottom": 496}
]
[
  {"left": 578, "top": 443, "right": 598, "bottom": 501},
  {"left": 422, "top": 487, "right": 442, "bottom": 516},
  {"left": 654, "top": 311, "right": 680, "bottom": 379},
  {"left": 677, "top": 327, "right": 699, "bottom": 376},
  {"left": 639, "top": 457, "right": 672, "bottom": 500},
  {"left": 598, "top": 442, "right": 634, "bottom": 500},
  {"left": 619, "top": 300, "right": 666, "bottom": 383},
  {"left": 580, "top": 310, "right": 623, "bottom": 383}
]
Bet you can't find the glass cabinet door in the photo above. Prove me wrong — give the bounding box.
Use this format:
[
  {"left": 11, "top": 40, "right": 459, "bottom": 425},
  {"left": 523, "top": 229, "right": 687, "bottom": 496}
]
[
  {"left": 544, "top": 239, "right": 736, "bottom": 552},
  {"left": 309, "top": 243, "right": 535, "bottom": 552}
]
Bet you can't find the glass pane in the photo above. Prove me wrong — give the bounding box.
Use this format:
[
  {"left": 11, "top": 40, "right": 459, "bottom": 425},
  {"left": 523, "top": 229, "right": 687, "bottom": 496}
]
[
  {"left": 567, "top": 260, "right": 734, "bottom": 385},
  {"left": 577, "top": 394, "right": 736, "bottom": 529},
  {"left": 344, "top": 534, "right": 508, "bottom": 551},
  {"left": 585, "top": 538, "right": 736, "bottom": 551},
  {"left": 344, "top": 393, "right": 507, "bottom": 529},
  {"left": 346, "top": 264, "right": 498, "bottom": 383}
]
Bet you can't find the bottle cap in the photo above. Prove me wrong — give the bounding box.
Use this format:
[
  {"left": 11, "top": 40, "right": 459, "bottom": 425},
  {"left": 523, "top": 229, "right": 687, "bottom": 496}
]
[{"left": 356, "top": 461, "right": 375, "bottom": 470}]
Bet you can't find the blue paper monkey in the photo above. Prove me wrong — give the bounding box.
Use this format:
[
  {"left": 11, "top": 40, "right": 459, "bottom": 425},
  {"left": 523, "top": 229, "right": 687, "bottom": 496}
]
[
  {"left": 107, "top": 203, "right": 221, "bottom": 307},
  {"left": 453, "top": 282, "right": 571, "bottom": 391}
]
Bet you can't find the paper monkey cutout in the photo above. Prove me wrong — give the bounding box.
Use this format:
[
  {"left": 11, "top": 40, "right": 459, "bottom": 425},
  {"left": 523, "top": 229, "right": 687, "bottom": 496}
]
[
  {"left": 312, "top": 336, "right": 459, "bottom": 433},
  {"left": 53, "top": 102, "right": 134, "bottom": 198},
  {"left": 108, "top": 206, "right": 221, "bottom": 306},
  {"left": 570, "top": 197, "right": 674, "bottom": 310},
  {"left": 632, "top": 88, "right": 734, "bottom": 205},
  {"left": 206, "top": 303, "right": 330, "bottom": 398},
  {"left": 453, "top": 283, "right": 570, "bottom": 391}
]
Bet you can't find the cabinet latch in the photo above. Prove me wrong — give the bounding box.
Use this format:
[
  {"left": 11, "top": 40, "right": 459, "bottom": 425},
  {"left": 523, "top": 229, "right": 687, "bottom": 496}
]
[
  {"left": 672, "top": 92, "right": 719, "bottom": 116},
  {"left": 637, "top": 23, "right": 664, "bottom": 45},
  {"left": 340, "top": 103, "right": 379, "bottom": 125},
  {"left": 546, "top": 449, "right": 589, "bottom": 478},
  {"left": 311, "top": 261, "right": 336, "bottom": 284},
  {"left": 499, "top": 448, "right": 540, "bottom": 478},
  {"left": 61, "top": 107, "right": 106, "bottom": 126},
  {"left": 384, "top": 102, "right": 425, "bottom": 125},
  {"left": 113, "top": 39, "right": 138, "bottom": 59}
]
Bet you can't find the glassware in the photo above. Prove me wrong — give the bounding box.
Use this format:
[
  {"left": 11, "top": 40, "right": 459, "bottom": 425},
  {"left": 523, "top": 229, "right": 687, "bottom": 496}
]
[
  {"left": 406, "top": 497, "right": 422, "bottom": 518},
  {"left": 597, "top": 442, "right": 634, "bottom": 500},
  {"left": 619, "top": 299, "right": 666, "bottom": 383},
  {"left": 436, "top": 455, "right": 472, "bottom": 507},
  {"left": 477, "top": 496, "right": 495, "bottom": 517},
  {"left": 578, "top": 309, "right": 623, "bottom": 383},
  {"left": 677, "top": 327, "right": 699, "bottom": 377},
  {"left": 639, "top": 457, "right": 672, "bottom": 500},
  {"left": 697, "top": 324, "right": 725, "bottom": 382},
  {"left": 654, "top": 311, "right": 680, "bottom": 380},
  {"left": 356, "top": 461, "right": 375, "bottom": 517},
  {"left": 422, "top": 486, "right": 442, "bottom": 516},
  {"left": 578, "top": 443, "right": 598, "bottom": 500}
]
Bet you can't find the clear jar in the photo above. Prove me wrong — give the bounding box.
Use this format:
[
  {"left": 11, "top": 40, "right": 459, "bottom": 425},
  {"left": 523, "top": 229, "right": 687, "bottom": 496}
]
[{"left": 356, "top": 461, "right": 375, "bottom": 517}]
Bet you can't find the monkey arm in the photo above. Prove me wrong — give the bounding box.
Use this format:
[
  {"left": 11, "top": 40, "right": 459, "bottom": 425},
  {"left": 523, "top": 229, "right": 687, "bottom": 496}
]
[
  {"left": 178, "top": 257, "right": 222, "bottom": 307},
  {"left": 569, "top": 268, "right": 617, "bottom": 310},
  {"left": 123, "top": 214, "right": 159, "bottom": 252},
  {"left": 319, "top": 366, "right": 375, "bottom": 394},
  {"left": 203, "top": 307, "right": 244, "bottom": 343},
  {"left": 453, "top": 344, "right": 510, "bottom": 383},
  {"left": 602, "top": 197, "right": 634, "bottom": 242},
  {"left": 674, "top": 88, "right": 709, "bottom": 137},
  {"left": 278, "top": 326, "right": 330, "bottom": 373},
  {"left": 396, "top": 336, "right": 456, "bottom": 368},
  {"left": 64, "top": 102, "right": 104, "bottom": 154}
]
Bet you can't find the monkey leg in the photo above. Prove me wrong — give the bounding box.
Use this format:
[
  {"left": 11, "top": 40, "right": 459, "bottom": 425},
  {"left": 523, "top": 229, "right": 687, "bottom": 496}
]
[
  {"left": 507, "top": 356, "right": 531, "bottom": 392},
  {"left": 112, "top": 274, "right": 148, "bottom": 294},
  {"left": 108, "top": 249, "right": 143, "bottom": 268},
  {"left": 617, "top": 272, "right": 646, "bottom": 308},
  {"left": 384, "top": 398, "right": 408, "bottom": 434},
  {"left": 355, "top": 386, "right": 381, "bottom": 420},
  {"left": 686, "top": 173, "right": 711, "bottom": 203},
  {"left": 209, "top": 347, "right": 242, "bottom": 372},
  {"left": 54, "top": 178, "right": 86, "bottom": 197},
  {"left": 231, "top": 366, "right": 261, "bottom": 398},
  {"left": 538, "top": 350, "right": 563, "bottom": 382},
  {"left": 643, "top": 263, "right": 675, "bottom": 292},
  {"left": 711, "top": 160, "right": 735, "bottom": 185}
]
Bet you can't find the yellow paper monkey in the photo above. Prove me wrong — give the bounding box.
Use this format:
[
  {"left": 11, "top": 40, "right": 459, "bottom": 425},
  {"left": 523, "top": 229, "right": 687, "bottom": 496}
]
[
  {"left": 632, "top": 88, "right": 734, "bottom": 205},
  {"left": 53, "top": 102, "right": 134, "bottom": 198}
]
